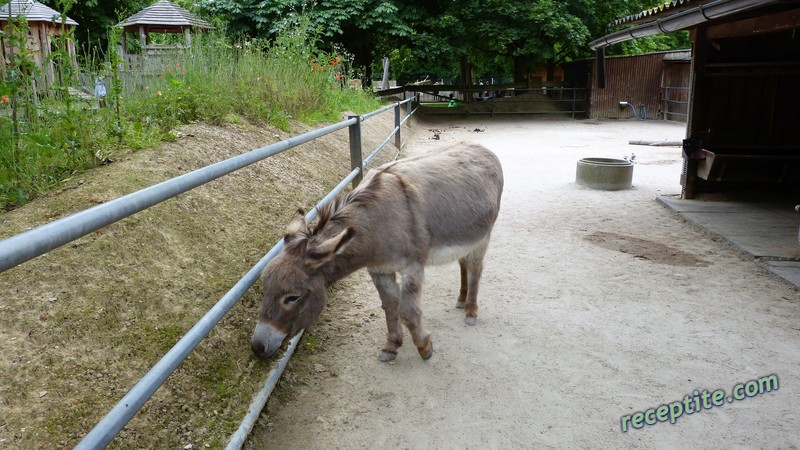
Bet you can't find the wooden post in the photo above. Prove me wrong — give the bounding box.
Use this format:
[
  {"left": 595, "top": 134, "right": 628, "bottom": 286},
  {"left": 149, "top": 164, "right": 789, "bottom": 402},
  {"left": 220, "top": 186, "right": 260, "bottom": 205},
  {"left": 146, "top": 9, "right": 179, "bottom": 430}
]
[
  {"left": 36, "top": 24, "right": 51, "bottom": 92},
  {"left": 682, "top": 26, "right": 708, "bottom": 199},
  {"left": 138, "top": 25, "right": 147, "bottom": 51}
]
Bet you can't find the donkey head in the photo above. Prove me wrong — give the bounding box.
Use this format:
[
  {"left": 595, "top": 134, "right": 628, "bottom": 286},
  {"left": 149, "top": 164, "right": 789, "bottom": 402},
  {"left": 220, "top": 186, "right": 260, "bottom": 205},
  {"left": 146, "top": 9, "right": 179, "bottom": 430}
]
[{"left": 251, "top": 208, "right": 354, "bottom": 359}]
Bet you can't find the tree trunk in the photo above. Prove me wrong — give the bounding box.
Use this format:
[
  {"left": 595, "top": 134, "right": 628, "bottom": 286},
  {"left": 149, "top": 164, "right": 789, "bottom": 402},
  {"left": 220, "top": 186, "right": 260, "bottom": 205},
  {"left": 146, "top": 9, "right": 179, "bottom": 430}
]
[
  {"left": 459, "top": 55, "right": 473, "bottom": 102},
  {"left": 546, "top": 59, "right": 556, "bottom": 82},
  {"left": 513, "top": 54, "right": 532, "bottom": 85}
]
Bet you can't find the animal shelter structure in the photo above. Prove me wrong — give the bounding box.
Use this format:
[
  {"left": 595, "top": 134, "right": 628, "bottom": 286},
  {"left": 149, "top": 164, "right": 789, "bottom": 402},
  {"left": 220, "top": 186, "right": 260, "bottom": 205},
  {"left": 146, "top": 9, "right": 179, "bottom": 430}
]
[
  {"left": 117, "top": 0, "right": 212, "bottom": 71},
  {"left": 0, "top": 0, "right": 78, "bottom": 89},
  {"left": 591, "top": 0, "right": 800, "bottom": 198}
]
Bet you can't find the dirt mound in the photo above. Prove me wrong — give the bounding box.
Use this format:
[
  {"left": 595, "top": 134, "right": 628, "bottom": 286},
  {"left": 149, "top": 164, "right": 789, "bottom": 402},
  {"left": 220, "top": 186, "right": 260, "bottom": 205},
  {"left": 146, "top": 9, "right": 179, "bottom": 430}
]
[{"left": 0, "top": 113, "right": 409, "bottom": 448}]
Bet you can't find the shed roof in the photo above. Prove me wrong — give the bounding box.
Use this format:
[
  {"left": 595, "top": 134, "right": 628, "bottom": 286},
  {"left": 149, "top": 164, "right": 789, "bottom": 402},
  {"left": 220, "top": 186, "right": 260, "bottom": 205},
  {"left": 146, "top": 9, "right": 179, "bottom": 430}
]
[
  {"left": 0, "top": 0, "right": 78, "bottom": 25},
  {"left": 590, "top": 0, "right": 791, "bottom": 50},
  {"left": 612, "top": 0, "right": 710, "bottom": 27},
  {"left": 117, "top": 0, "right": 212, "bottom": 30}
]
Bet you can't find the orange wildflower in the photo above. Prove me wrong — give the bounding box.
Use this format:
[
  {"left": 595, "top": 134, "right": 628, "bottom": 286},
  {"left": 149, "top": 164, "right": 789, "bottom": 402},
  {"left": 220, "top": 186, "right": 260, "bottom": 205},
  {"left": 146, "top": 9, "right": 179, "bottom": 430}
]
[
  {"left": 330, "top": 60, "right": 335, "bottom": 65},
  {"left": 335, "top": 56, "right": 341, "bottom": 62},
  {"left": 176, "top": 62, "right": 181, "bottom": 67},
  {"left": 0, "top": 95, "right": 9, "bottom": 104}
]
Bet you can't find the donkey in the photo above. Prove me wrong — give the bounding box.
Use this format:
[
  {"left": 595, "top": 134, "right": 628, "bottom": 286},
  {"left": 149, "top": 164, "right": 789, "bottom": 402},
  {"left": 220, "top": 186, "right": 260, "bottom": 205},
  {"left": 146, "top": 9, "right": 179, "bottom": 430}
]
[{"left": 251, "top": 142, "right": 503, "bottom": 362}]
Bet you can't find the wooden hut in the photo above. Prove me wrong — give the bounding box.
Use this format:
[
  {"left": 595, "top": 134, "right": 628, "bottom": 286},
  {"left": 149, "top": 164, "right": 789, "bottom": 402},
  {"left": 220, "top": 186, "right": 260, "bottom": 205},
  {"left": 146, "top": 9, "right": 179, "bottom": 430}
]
[
  {"left": 117, "top": 0, "right": 212, "bottom": 71},
  {"left": 590, "top": 0, "right": 800, "bottom": 198},
  {"left": 0, "top": 0, "right": 78, "bottom": 88}
]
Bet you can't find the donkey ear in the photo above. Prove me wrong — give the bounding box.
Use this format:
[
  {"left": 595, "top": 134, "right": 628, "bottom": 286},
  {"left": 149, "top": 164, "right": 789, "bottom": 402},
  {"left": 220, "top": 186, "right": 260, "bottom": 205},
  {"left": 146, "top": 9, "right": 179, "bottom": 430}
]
[
  {"left": 284, "top": 207, "right": 309, "bottom": 243},
  {"left": 305, "top": 227, "right": 355, "bottom": 270}
]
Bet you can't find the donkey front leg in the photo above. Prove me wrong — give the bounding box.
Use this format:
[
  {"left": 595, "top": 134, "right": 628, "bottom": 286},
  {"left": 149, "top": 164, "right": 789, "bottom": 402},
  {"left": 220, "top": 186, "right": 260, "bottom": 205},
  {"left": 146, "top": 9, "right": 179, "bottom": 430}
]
[
  {"left": 369, "top": 271, "right": 404, "bottom": 362},
  {"left": 399, "top": 263, "right": 433, "bottom": 360}
]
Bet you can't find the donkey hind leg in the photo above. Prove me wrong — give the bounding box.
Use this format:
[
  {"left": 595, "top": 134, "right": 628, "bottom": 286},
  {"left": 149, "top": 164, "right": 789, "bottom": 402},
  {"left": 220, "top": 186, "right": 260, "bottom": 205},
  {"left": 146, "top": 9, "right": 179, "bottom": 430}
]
[
  {"left": 455, "top": 259, "right": 468, "bottom": 310},
  {"left": 399, "top": 263, "right": 433, "bottom": 360},
  {"left": 461, "top": 236, "right": 490, "bottom": 326},
  {"left": 370, "top": 271, "right": 405, "bottom": 362}
]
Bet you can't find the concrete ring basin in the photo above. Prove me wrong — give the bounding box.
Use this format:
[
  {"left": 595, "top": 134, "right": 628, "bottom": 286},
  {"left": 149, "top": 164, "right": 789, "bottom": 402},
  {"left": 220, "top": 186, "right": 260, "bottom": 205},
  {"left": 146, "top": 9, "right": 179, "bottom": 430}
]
[{"left": 575, "top": 157, "right": 633, "bottom": 191}]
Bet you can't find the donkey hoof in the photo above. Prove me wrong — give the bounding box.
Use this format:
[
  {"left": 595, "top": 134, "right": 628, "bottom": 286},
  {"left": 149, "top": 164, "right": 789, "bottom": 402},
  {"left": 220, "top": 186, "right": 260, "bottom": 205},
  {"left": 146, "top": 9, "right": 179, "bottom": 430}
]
[
  {"left": 455, "top": 300, "right": 465, "bottom": 309},
  {"left": 465, "top": 316, "right": 477, "bottom": 326},
  {"left": 421, "top": 345, "right": 433, "bottom": 361},
  {"left": 378, "top": 351, "right": 397, "bottom": 363}
]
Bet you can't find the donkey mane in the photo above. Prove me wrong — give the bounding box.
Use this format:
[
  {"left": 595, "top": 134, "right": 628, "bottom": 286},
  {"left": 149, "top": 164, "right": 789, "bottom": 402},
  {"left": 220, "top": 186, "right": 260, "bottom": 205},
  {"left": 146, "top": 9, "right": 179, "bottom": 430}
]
[{"left": 312, "top": 171, "right": 384, "bottom": 234}]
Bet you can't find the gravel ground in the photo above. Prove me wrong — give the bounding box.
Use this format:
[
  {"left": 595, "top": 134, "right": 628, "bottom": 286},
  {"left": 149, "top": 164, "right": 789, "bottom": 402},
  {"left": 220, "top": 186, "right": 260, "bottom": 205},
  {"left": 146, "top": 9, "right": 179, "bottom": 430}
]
[{"left": 247, "top": 117, "right": 800, "bottom": 449}]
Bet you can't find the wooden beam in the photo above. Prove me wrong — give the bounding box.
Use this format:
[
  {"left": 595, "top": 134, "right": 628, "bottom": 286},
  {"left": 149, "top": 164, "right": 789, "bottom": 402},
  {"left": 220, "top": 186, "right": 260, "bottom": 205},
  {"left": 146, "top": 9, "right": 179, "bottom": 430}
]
[
  {"left": 707, "top": 7, "right": 800, "bottom": 39},
  {"left": 139, "top": 25, "right": 147, "bottom": 48}
]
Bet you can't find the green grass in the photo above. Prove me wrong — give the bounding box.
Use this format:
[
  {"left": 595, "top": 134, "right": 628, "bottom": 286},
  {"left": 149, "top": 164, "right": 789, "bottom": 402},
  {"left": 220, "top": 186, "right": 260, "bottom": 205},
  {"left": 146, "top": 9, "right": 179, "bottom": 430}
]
[{"left": 0, "top": 22, "right": 384, "bottom": 211}]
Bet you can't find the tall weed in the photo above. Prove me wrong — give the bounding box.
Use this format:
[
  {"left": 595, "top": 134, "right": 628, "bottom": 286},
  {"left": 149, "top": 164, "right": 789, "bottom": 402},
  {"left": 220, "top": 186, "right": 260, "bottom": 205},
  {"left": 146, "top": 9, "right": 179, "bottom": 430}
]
[{"left": 0, "top": 18, "right": 383, "bottom": 211}]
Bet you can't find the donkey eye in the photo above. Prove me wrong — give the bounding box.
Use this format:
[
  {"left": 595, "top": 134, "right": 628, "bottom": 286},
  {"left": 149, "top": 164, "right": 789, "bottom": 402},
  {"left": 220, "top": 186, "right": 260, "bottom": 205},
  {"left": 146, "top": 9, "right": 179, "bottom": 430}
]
[{"left": 283, "top": 295, "right": 301, "bottom": 306}]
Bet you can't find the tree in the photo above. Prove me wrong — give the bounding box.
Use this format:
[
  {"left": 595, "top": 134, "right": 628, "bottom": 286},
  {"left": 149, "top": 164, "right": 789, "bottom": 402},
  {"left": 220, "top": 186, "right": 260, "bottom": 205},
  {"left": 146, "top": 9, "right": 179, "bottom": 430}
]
[
  {"left": 37, "top": 0, "right": 690, "bottom": 86},
  {"left": 197, "top": 0, "right": 414, "bottom": 83}
]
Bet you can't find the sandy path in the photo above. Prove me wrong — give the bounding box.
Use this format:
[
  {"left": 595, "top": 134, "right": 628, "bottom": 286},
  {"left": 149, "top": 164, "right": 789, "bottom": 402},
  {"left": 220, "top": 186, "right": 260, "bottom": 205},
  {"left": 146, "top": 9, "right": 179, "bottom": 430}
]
[{"left": 247, "top": 117, "right": 800, "bottom": 449}]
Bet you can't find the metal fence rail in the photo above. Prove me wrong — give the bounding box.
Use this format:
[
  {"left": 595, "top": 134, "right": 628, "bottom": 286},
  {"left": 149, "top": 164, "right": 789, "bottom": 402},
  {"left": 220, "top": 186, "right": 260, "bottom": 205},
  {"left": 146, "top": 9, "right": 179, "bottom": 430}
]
[
  {"left": 0, "top": 97, "right": 416, "bottom": 449},
  {"left": 0, "top": 120, "right": 350, "bottom": 273},
  {"left": 409, "top": 87, "right": 588, "bottom": 118}
]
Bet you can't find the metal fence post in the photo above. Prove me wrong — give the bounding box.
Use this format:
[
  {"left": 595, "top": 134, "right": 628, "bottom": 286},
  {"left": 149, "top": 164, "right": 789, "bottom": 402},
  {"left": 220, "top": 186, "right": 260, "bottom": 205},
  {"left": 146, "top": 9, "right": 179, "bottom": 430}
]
[
  {"left": 394, "top": 102, "right": 401, "bottom": 148},
  {"left": 348, "top": 115, "right": 363, "bottom": 187},
  {"left": 572, "top": 88, "right": 577, "bottom": 119}
]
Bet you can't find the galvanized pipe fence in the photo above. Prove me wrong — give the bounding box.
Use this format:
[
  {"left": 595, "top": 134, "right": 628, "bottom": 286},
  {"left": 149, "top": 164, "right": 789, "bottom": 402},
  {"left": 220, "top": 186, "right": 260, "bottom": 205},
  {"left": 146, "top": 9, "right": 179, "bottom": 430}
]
[
  {"left": 0, "top": 96, "right": 418, "bottom": 449},
  {"left": 408, "top": 87, "right": 588, "bottom": 118}
]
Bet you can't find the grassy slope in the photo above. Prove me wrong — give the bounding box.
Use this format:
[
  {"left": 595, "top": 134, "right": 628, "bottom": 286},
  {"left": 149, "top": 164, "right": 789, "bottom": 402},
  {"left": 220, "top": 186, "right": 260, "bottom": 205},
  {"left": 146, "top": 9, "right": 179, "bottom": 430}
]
[{"left": 0, "top": 112, "right": 411, "bottom": 449}]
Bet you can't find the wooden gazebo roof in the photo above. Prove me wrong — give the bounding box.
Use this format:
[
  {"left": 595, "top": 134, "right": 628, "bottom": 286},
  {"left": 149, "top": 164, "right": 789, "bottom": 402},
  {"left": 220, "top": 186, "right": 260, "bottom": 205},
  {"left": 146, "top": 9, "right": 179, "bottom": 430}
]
[
  {"left": 117, "top": 0, "right": 211, "bottom": 33},
  {"left": 0, "top": 0, "right": 78, "bottom": 25}
]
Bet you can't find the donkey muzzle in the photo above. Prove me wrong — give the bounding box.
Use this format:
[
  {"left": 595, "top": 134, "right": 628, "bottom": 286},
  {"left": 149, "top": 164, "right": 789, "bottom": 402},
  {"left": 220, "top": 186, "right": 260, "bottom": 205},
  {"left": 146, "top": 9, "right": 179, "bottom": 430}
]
[{"left": 251, "top": 322, "right": 287, "bottom": 359}]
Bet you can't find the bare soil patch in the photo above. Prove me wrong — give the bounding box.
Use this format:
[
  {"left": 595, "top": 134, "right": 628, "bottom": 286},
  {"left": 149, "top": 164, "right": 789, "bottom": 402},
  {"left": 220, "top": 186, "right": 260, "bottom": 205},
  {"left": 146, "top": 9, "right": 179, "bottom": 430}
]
[{"left": 585, "top": 231, "right": 710, "bottom": 267}]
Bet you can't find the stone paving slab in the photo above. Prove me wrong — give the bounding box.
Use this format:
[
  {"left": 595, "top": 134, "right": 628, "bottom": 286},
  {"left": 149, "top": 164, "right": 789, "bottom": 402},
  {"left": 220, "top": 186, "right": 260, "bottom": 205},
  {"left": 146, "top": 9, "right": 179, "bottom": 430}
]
[{"left": 658, "top": 196, "right": 800, "bottom": 287}]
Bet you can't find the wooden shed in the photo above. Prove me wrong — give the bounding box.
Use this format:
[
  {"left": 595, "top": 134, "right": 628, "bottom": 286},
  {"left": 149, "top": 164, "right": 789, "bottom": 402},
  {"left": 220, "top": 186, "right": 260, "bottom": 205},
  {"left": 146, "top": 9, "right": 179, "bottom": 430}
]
[
  {"left": 563, "top": 50, "right": 692, "bottom": 121},
  {"left": 0, "top": 0, "right": 78, "bottom": 88},
  {"left": 590, "top": 0, "right": 800, "bottom": 199},
  {"left": 117, "top": 0, "right": 212, "bottom": 71}
]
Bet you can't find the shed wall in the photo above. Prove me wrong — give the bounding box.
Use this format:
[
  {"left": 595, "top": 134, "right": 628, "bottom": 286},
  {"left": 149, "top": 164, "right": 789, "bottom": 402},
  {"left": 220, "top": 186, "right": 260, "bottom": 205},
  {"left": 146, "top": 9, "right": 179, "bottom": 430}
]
[{"left": 590, "top": 53, "right": 665, "bottom": 120}]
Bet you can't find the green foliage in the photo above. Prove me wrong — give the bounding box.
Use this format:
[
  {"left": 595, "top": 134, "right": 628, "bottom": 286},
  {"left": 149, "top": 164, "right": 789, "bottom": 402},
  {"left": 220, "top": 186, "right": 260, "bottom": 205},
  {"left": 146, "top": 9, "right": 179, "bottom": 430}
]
[
  {"left": 378, "top": 0, "right": 690, "bottom": 83},
  {"left": 0, "top": 19, "right": 382, "bottom": 211},
  {"left": 615, "top": 31, "right": 691, "bottom": 56},
  {"left": 41, "top": 0, "right": 690, "bottom": 87}
]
